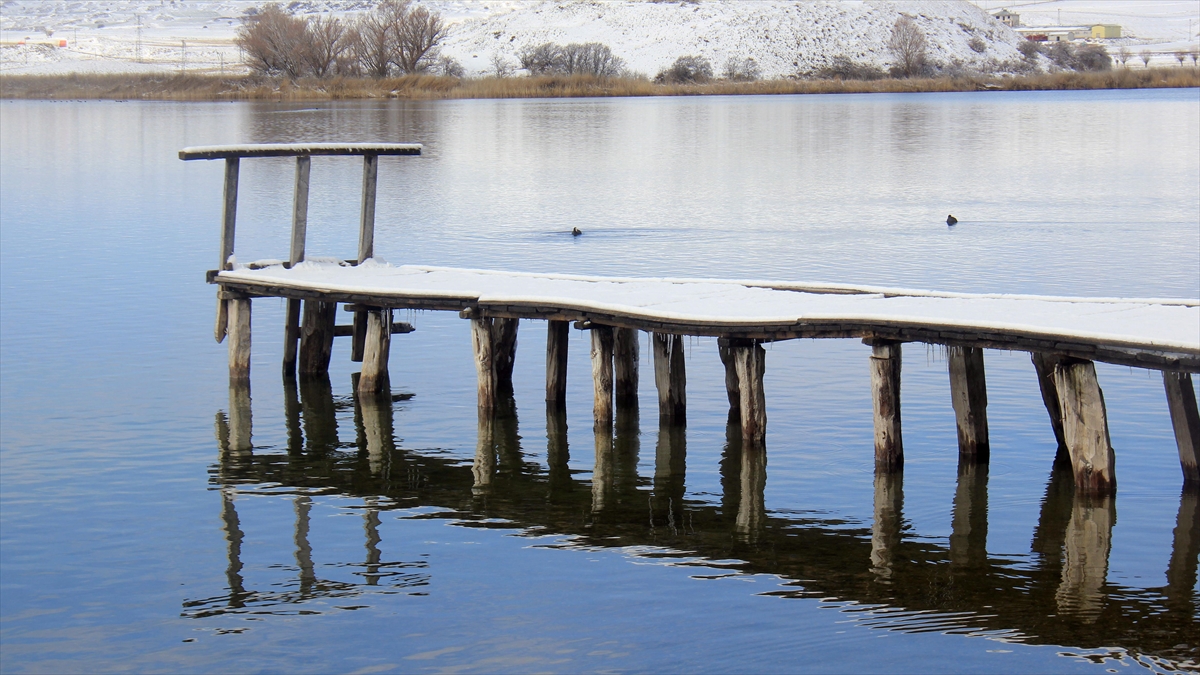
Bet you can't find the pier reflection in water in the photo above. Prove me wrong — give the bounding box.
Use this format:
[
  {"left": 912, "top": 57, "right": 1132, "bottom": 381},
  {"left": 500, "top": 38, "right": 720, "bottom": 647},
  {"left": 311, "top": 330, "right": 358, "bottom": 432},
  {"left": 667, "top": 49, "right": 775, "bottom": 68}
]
[{"left": 205, "top": 379, "right": 1200, "bottom": 667}]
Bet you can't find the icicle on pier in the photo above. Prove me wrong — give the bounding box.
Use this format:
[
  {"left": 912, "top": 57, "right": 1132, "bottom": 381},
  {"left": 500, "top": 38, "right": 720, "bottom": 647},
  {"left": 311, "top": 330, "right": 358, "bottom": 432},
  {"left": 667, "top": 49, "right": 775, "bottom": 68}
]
[{"left": 181, "top": 143, "right": 1200, "bottom": 497}]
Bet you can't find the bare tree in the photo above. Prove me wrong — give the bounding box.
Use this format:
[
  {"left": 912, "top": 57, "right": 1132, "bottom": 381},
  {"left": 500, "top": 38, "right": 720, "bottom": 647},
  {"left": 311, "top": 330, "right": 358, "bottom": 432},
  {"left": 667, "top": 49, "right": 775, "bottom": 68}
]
[
  {"left": 393, "top": 4, "right": 447, "bottom": 73},
  {"left": 1140, "top": 48, "right": 1153, "bottom": 67},
  {"left": 491, "top": 52, "right": 514, "bottom": 77},
  {"left": 235, "top": 3, "right": 309, "bottom": 78},
  {"left": 1017, "top": 40, "right": 1040, "bottom": 60},
  {"left": 1176, "top": 49, "right": 1187, "bottom": 66},
  {"left": 655, "top": 55, "right": 712, "bottom": 83},
  {"left": 435, "top": 54, "right": 465, "bottom": 77},
  {"left": 1117, "top": 46, "right": 1130, "bottom": 67},
  {"left": 1192, "top": 48, "right": 1199, "bottom": 66},
  {"left": 350, "top": 1, "right": 402, "bottom": 77},
  {"left": 888, "top": 15, "right": 928, "bottom": 78},
  {"left": 518, "top": 43, "right": 561, "bottom": 74},
  {"left": 306, "top": 15, "right": 346, "bottom": 77},
  {"left": 723, "top": 56, "right": 761, "bottom": 81}
]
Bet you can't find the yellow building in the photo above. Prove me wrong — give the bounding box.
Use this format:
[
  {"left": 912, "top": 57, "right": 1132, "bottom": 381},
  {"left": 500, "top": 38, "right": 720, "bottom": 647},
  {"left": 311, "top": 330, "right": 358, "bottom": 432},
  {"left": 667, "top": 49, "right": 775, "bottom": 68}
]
[{"left": 1091, "top": 24, "right": 1122, "bottom": 39}]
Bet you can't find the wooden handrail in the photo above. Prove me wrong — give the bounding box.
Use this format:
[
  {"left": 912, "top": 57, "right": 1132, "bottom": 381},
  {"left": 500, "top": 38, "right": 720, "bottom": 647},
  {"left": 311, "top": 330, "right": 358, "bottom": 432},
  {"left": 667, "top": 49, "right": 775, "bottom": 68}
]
[{"left": 178, "top": 142, "right": 421, "bottom": 160}]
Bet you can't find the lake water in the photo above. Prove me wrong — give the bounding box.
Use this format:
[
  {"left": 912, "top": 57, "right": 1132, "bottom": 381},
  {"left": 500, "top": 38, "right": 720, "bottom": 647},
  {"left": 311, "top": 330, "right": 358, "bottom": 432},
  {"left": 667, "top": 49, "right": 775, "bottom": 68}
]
[{"left": 1, "top": 89, "right": 1198, "bottom": 673}]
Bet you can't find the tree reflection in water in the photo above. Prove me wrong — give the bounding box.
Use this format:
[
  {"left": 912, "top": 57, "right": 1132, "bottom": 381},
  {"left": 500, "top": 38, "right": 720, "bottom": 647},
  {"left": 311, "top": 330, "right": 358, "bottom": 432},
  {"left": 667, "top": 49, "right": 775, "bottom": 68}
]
[{"left": 196, "top": 378, "right": 1200, "bottom": 666}]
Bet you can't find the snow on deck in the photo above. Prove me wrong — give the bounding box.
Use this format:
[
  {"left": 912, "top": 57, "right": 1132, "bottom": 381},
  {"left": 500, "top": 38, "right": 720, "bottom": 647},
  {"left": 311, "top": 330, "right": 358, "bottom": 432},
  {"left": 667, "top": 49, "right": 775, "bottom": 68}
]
[{"left": 219, "top": 260, "right": 1200, "bottom": 354}]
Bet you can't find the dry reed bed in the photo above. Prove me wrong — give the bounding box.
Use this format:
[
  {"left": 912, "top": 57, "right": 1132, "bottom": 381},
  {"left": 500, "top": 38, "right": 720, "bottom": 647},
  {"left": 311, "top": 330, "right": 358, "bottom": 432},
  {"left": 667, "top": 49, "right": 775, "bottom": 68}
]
[{"left": 2, "top": 68, "right": 1197, "bottom": 101}]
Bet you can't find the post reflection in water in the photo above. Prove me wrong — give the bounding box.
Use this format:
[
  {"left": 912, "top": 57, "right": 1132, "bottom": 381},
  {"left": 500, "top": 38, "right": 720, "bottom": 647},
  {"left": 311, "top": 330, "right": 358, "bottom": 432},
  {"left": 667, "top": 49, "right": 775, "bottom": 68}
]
[
  {"left": 203, "top": 380, "right": 1200, "bottom": 665},
  {"left": 871, "top": 471, "right": 905, "bottom": 582},
  {"left": 950, "top": 462, "right": 988, "bottom": 569}
]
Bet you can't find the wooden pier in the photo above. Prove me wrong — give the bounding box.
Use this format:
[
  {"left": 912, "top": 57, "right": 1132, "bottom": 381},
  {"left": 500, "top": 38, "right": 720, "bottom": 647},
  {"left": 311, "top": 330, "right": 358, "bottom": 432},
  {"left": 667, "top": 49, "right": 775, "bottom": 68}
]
[{"left": 182, "top": 143, "right": 1200, "bottom": 496}]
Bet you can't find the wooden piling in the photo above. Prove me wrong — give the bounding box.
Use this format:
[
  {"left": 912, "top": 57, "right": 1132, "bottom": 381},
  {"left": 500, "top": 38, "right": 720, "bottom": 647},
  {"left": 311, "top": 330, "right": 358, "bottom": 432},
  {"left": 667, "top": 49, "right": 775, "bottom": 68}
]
[
  {"left": 298, "top": 300, "right": 336, "bottom": 376},
  {"left": 1054, "top": 359, "right": 1116, "bottom": 495},
  {"left": 227, "top": 297, "right": 251, "bottom": 382},
  {"left": 717, "top": 337, "right": 741, "bottom": 414},
  {"left": 1032, "top": 352, "right": 1070, "bottom": 464},
  {"left": 948, "top": 346, "right": 989, "bottom": 463},
  {"left": 471, "top": 317, "right": 496, "bottom": 413},
  {"left": 358, "top": 154, "right": 378, "bottom": 263},
  {"left": 732, "top": 341, "right": 767, "bottom": 444},
  {"left": 214, "top": 157, "right": 239, "bottom": 345},
  {"left": 614, "top": 327, "right": 640, "bottom": 409},
  {"left": 351, "top": 310, "right": 367, "bottom": 363},
  {"left": 591, "top": 325, "right": 615, "bottom": 428},
  {"left": 282, "top": 299, "right": 301, "bottom": 376},
  {"left": 1163, "top": 371, "right": 1200, "bottom": 486},
  {"left": 357, "top": 309, "right": 392, "bottom": 395},
  {"left": 494, "top": 318, "right": 519, "bottom": 396},
  {"left": 869, "top": 340, "right": 903, "bottom": 472},
  {"left": 290, "top": 156, "right": 310, "bottom": 266},
  {"left": 652, "top": 333, "right": 686, "bottom": 423},
  {"left": 546, "top": 320, "right": 569, "bottom": 409}
]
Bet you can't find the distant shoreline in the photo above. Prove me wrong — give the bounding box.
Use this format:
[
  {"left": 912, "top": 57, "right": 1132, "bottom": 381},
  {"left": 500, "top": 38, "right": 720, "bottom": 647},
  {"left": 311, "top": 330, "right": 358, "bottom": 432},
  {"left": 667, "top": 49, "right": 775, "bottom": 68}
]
[{"left": 2, "top": 69, "right": 1197, "bottom": 101}]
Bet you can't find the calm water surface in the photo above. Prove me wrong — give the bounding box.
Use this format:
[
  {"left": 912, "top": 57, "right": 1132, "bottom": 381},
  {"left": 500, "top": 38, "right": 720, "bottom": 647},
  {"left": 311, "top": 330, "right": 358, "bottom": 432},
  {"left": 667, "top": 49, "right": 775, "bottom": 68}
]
[{"left": 1, "top": 90, "right": 1198, "bottom": 673}]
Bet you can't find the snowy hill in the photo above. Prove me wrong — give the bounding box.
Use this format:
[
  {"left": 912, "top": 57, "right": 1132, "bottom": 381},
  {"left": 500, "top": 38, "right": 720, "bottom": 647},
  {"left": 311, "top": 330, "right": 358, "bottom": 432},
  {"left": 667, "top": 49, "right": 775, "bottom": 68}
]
[{"left": 0, "top": 0, "right": 1195, "bottom": 76}]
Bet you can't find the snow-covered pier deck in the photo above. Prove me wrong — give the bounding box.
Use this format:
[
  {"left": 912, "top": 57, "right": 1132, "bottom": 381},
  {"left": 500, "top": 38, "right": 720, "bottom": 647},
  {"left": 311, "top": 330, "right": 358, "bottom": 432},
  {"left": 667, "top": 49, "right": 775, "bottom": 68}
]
[{"left": 184, "top": 143, "right": 1200, "bottom": 497}]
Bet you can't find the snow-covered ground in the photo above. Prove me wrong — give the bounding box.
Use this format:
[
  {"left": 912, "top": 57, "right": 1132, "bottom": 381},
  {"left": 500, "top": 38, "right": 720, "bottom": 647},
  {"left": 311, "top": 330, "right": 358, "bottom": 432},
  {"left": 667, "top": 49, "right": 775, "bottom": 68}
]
[{"left": 1, "top": 0, "right": 1196, "bottom": 76}]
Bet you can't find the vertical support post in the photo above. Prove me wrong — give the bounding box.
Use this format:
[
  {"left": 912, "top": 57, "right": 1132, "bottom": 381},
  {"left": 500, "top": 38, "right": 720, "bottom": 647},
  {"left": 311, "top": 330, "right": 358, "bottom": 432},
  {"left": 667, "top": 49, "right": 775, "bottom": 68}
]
[
  {"left": 290, "top": 155, "right": 310, "bottom": 266},
  {"left": 493, "top": 318, "right": 519, "bottom": 396},
  {"left": 351, "top": 311, "right": 367, "bottom": 362},
  {"left": 614, "top": 327, "right": 640, "bottom": 408},
  {"left": 1163, "top": 371, "right": 1200, "bottom": 486},
  {"left": 1032, "top": 352, "right": 1069, "bottom": 464},
  {"left": 948, "top": 346, "right": 989, "bottom": 463},
  {"left": 546, "top": 320, "right": 569, "bottom": 409},
  {"left": 471, "top": 317, "right": 496, "bottom": 414},
  {"left": 591, "top": 326, "right": 615, "bottom": 429},
  {"left": 869, "top": 340, "right": 903, "bottom": 472},
  {"left": 282, "top": 298, "right": 301, "bottom": 376},
  {"left": 214, "top": 157, "right": 239, "bottom": 343},
  {"left": 652, "top": 333, "right": 686, "bottom": 423},
  {"left": 717, "top": 337, "right": 741, "bottom": 415},
  {"left": 358, "top": 153, "right": 378, "bottom": 264},
  {"left": 1054, "top": 359, "right": 1116, "bottom": 495},
  {"left": 357, "top": 308, "right": 392, "bottom": 395},
  {"left": 733, "top": 341, "right": 767, "bottom": 444},
  {"left": 298, "top": 300, "right": 336, "bottom": 376},
  {"left": 227, "top": 297, "right": 251, "bottom": 383}
]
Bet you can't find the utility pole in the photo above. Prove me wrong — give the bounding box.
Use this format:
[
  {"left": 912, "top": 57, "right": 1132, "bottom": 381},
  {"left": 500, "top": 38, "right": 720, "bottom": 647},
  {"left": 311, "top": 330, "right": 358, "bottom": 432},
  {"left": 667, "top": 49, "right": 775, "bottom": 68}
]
[
  {"left": 181, "top": 39, "right": 186, "bottom": 72},
  {"left": 135, "top": 14, "right": 142, "bottom": 62}
]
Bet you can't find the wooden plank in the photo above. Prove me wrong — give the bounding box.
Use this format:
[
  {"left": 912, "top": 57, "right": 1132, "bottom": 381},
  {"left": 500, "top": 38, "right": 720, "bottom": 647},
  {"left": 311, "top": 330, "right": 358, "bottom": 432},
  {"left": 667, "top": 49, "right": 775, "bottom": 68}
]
[
  {"left": 289, "top": 156, "right": 310, "bottom": 266},
  {"left": 494, "top": 318, "right": 519, "bottom": 396},
  {"left": 1054, "top": 359, "right": 1116, "bottom": 495},
  {"left": 357, "top": 309, "right": 391, "bottom": 395},
  {"left": 298, "top": 300, "right": 336, "bottom": 376},
  {"left": 1163, "top": 371, "right": 1200, "bottom": 485},
  {"left": 948, "top": 346, "right": 989, "bottom": 463},
  {"left": 282, "top": 298, "right": 301, "bottom": 376},
  {"left": 614, "top": 327, "right": 639, "bottom": 409},
  {"left": 652, "top": 333, "right": 686, "bottom": 423},
  {"left": 214, "top": 297, "right": 228, "bottom": 344},
  {"left": 546, "top": 320, "right": 569, "bottom": 408},
  {"left": 717, "top": 337, "right": 740, "bottom": 413},
  {"left": 733, "top": 341, "right": 767, "bottom": 444},
  {"left": 1032, "top": 352, "right": 1070, "bottom": 464},
  {"left": 333, "top": 321, "right": 414, "bottom": 337},
  {"left": 471, "top": 317, "right": 496, "bottom": 413},
  {"left": 227, "top": 298, "right": 251, "bottom": 383},
  {"left": 591, "top": 326, "right": 615, "bottom": 429},
  {"left": 869, "top": 340, "right": 903, "bottom": 472},
  {"left": 358, "top": 154, "right": 378, "bottom": 263},
  {"left": 219, "top": 157, "right": 239, "bottom": 270},
  {"left": 179, "top": 143, "right": 422, "bottom": 160}
]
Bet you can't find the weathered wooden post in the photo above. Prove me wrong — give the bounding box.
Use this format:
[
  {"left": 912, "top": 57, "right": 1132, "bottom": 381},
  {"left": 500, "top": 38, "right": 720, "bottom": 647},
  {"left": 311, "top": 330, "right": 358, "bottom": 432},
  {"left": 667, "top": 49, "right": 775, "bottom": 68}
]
[
  {"left": 591, "top": 420, "right": 615, "bottom": 513},
  {"left": 473, "top": 409, "right": 496, "bottom": 493},
  {"left": 654, "top": 419, "right": 687, "bottom": 514},
  {"left": 494, "top": 318, "right": 519, "bottom": 396},
  {"left": 471, "top": 317, "right": 496, "bottom": 413},
  {"left": 214, "top": 156, "right": 239, "bottom": 343},
  {"left": 225, "top": 381, "right": 252, "bottom": 456},
  {"left": 546, "top": 320, "right": 569, "bottom": 409},
  {"left": 1163, "top": 371, "right": 1200, "bottom": 486},
  {"left": 358, "top": 389, "right": 394, "bottom": 476},
  {"left": 948, "top": 346, "right": 989, "bottom": 462},
  {"left": 546, "top": 406, "right": 572, "bottom": 494},
  {"left": 591, "top": 326, "right": 615, "bottom": 428},
  {"left": 614, "top": 327, "right": 640, "bottom": 408},
  {"left": 227, "top": 292, "right": 251, "bottom": 383},
  {"left": 652, "top": 333, "right": 686, "bottom": 423},
  {"left": 717, "top": 337, "right": 741, "bottom": 415},
  {"left": 735, "top": 442, "right": 767, "bottom": 542},
  {"left": 282, "top": 155, "right": 310, "bottom": 375},
  {"left": 868, "top": 339, "right": 903, "bottom": 472},
  {"left": 870, "top": 470, "right": 904, "bottom": 580},
  {"left": 298, "top": 300, "right": 336, "bottom": 376},
  {"left": 350, "top": 153, "right": 380, "bottom": 363},
  {"left": 357, "top": 308, "right": 392, "bottom": 395},
  {"left": 732, "top": 340, "right": 766, "bottom": 444},
  {"left": 1032, "top": 352, "right": 1070, "bottom": 464},
  {"left": 1054, "top": 359, "right": 1116, "bottom": 494}
]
